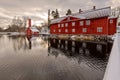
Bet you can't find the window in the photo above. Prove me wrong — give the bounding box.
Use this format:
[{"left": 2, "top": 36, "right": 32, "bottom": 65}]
[
  {"left": 82, "top": 28, "right": 87, "bottom": 32},
  {"left": 61, "top": 24, "right": 64, "bottom": 27},
  {"left": 65, "top": 29, "right": 68, "bottom": 33},
  {"left": 53, "top": 29, "right": 56, "bottom": 32},
  {"left": 58, "top": 24, "right": 60, "bottom": 28},
  {"left": 80, "top": 21, "right": 84, "bottom": 26},
  {"left": 97, "top": 27, "right": 103, "bottom": 32},
  {"left": 58, "top": 29, "right": 61, "bottom": 32},
  {"left": 110, "top": 19, "right": 113, "bottom": 24},
  {"left": 65, "top": 23, "right": 68, "bottom": 27},
  {"left": 86, "top": 20, "right": 90, "bottom": 25},
  {"left": 72, "top": 28, "right": 75, "bottom": 32},
  {"left": 72, "top": 22, "right": 75, "bottom": 26}
]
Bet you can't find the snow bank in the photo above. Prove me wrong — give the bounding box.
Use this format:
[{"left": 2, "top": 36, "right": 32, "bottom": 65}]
[{"left": 103, "top": 33, "right": 120, "bottom": 80}]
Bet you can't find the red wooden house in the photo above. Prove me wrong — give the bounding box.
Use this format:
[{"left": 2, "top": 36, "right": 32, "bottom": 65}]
[
  {"left": 26, "top": 19, "right": 39, "bottom": 35},
  {"left": 50, "top": 7, "right": 117, "bottom": 35}
]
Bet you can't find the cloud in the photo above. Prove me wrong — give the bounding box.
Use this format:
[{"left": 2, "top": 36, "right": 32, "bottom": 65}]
[{"left": 0, "top": 0, "right": 119, "bottom": 28}]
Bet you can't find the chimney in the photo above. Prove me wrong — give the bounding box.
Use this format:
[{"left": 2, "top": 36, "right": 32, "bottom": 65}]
[
  {"left": 93, "top": 6, "right": 96, "bottom": 10},
  {"left": 79, "top": 9, "right": 82, "bottom": 13},
  {"left": 28, "top": 18, "right": 31, "bottom": 27}
]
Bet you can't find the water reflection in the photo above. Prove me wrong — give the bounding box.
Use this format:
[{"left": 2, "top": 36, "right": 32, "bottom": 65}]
[
  {"left": 0, "top": 35, "right": 113, "bottom": 80},
  {"left": 48, "top": 38, "right": 113, "bottom": 80},
  {"left": 7, "top": 35, "right": 48, "bottom": 51},
  {"left": 49, "top": 38, "right": 112, "bottom": 58}
]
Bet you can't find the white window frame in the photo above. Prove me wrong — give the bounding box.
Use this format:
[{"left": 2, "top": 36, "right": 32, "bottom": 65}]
[
  {"left": 58, "top": 29, "right": 61, "bottom": 32},
  {"left": 72, "top": 22, "right": 75, "bottom": 26},
  {"left": 110, "top": 19, "right": 113, "bottom": 24},
  {"left": 97, "top": 27, "right": 103, "bottom": 32},
  {"left": 58, "top": 24, "right": 60, "bottom": 28},
  {"left": 80, "top": 21, "right": 84, "bottom": 26},
  {"left": 61, "top": 24, "right": 64, "bottom": 27},
  {"left": 72, "top": 28, "right": 75, "bottom": 32},
  {"left": 65, "top": 23, "right": 68, "bottom": 27},
  {"left": 82, "top": 28, "right": 87, "bottom": 32},
  {"left": 53, "top": 29, "right": 56, "bottom": 32},
  {"left": 65, "top": 29, "right": 68, "bottom": 33},
  {"left": 86, "top": 20, "right": 90, "bottom": 25}
]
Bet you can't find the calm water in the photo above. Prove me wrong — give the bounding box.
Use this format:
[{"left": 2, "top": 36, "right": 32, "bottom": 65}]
[{"left": 0, "top": 35, "right": 112, "bottom": 80}]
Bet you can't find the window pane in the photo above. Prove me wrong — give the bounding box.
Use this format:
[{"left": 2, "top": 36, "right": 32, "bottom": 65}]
[
  {"left": 72, "top": 22, "right": 75, "bottom": 26},
  {"left": 65, "top": 29, "right": 68, "bottom": 32},
  {"left": 58, "top": 29, "right": 61, "bottom": 32},
  {"left": 83, "top": 28, "right": 87, "bottom": 32},
  {"left": 80, "top": 21, "right": 84, "bottom": 26},
  {"left": 72, "top": 29, "right": 75, "bottom": 32},
  {"left": 110, "top": 19, "right": 113, "bottom": 24},
  {"left": 86, "top": 20, "right": 90, "bottom": 25},
  {"left": 97, "top": 27, "right": 102, "bottom": 32},
  {"left": 58, "top": 24, "right": 60, "bottom": 28},
  {"left": 65, "top": 23, "right": 68, "bottom": 27},
  {"left": 61, "top": 24, "right": 64, "bottom": 27}
]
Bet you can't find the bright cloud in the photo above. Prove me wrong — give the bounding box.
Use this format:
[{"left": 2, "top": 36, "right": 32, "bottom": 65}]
[{"left": 0, "top": 0, "right": 119, "bottom": 28}]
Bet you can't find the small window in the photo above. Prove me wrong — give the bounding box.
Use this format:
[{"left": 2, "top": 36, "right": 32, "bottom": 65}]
[
  {"left": 110, "top": 19, "right": 113, "bottom": 24},
  {"left": 65, "top": 23, "right": 68, "bottom": 27},
  {"left": 61, "top": 24, "right": 64, "bottom": 27},
  {"left": 80, "top": 21, "right": 84, "bottom": 26},
  {"left": 58, "top": 29, "right": 61, "bottom": 32},
  {"left": 82, "top": 28, "right": 87, "bottom": 32},
  {"left": 86, "top": 20, "right": 90, "bottom": 25},
  {"left": 72, "top": 22, "right": 75, "bottom": 26},
  {"left": 58, "top": 24, "right": 60, "bottom": 28},
  {"left": 72, "top": 28, "right": 75, "bottom": 32},
  {"left": 65, "top": 29, "right": 68, "bottom": 33},
  {"left": 53, "top": 29, "right": 56, "bottom": 32},
  {"left": 97, "top": 27, "right": 103, "bottom": 32}
]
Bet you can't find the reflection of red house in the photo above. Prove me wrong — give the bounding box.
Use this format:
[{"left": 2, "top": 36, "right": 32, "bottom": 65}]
[
  {"left": 26, "top": 19, "right": 39, "bottom": 35},
  {"left": 50, "top": 7, "right": 117, "bottom": 35}
]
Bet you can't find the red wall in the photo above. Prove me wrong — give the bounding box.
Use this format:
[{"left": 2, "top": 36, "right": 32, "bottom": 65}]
[
  {"left": 50, "top": 17, "right": 117, "bottom": 35},
  {"left": 108, "top": 18, "right": 117, "bottom": 35}
]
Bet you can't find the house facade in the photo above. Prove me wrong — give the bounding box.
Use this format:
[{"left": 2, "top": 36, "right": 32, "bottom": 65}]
[{"left": 50, "top": 7, "right": 117, "bottom": 35}]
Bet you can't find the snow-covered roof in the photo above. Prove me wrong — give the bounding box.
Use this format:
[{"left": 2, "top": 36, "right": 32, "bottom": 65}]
[
  {"left": 74, "top": 7, "right": 111, "bottom": 19},
  {"left": 50, "top": 16, "right": 67, "bottom": 24},
  {"left": 51, "top": 7, "right": 111, "bottom": 24},
  {"left": 30, "top": 27, "right": 39, "bottom": 32}
]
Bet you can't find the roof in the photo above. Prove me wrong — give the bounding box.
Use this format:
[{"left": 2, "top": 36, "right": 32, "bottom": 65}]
[
  {"left": 30, "top": 26, "right": 39, "bottom": 32},
  {"left": 51, "top": 7, "right": 111, "bottom": 24}
]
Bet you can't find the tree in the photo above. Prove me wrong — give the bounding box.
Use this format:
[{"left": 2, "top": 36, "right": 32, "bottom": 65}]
[
  {"left": 51, "top": 11, "right": 56, "bottom": 19},
  {"left": 51, "top": 9, "right": 60, "bottom": 19},
  {"left": 55, "top": 9, "right": 59, "bottom": 18},
  {"left": 66, "top": 9, "right": 72, "bottom": 15}
]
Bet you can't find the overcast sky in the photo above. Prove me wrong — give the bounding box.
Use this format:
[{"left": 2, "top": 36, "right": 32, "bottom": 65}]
[{"left": 0, "top": 0, "right": 119, "bottom": 28}]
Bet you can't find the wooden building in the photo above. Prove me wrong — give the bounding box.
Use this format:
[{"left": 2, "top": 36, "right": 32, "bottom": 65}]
[
  {"left": 26, "top": 19, "right": 39, "bottom": 35},
  {"left": 50, "top": 7, "right": 117, "bottom": 35}
]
